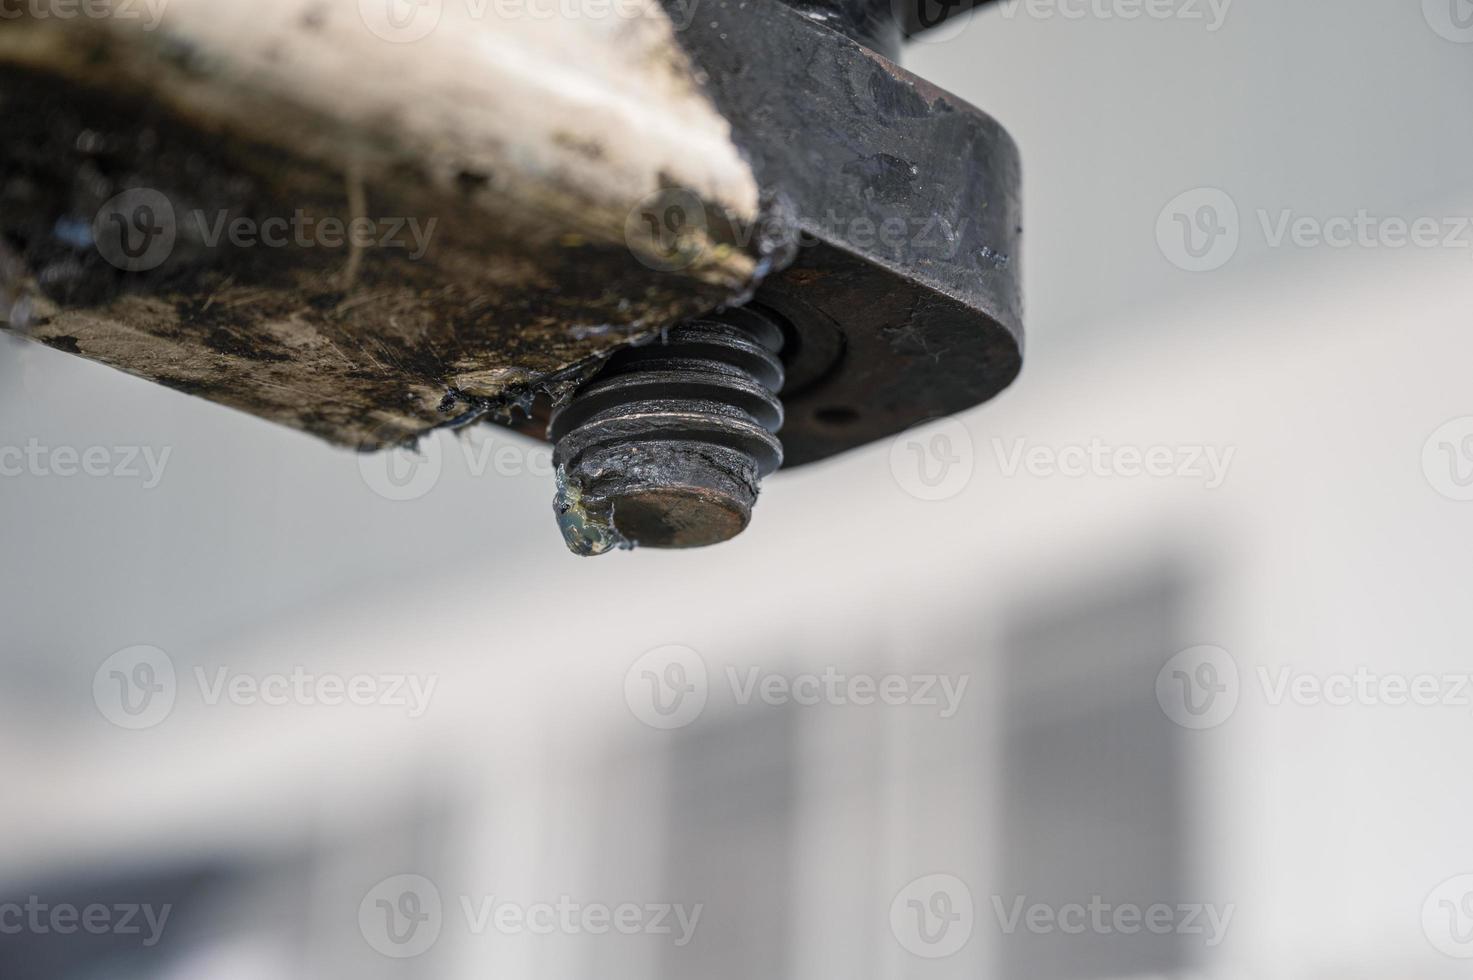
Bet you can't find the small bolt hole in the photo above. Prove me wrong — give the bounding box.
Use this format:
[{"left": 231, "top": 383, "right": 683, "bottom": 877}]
[{"left": 814, "top": 406, "right": 859, "bottom": 427}]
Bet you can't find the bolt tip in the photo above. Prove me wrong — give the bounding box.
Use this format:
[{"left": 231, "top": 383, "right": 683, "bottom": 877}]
[
  {"left": 549, "top": 309, "right": 785, "bottom": 555},
  {"left": 606, "top": 487, "right": 752, "bottom": 550}
]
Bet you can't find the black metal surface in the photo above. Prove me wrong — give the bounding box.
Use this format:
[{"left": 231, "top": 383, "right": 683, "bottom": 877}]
[
  {"left": 897, "top": 0, "right": 1000, "bottom": 36},
  {"left": 549, "top": 308, "right": 787, "bottom": 554},
  {"left": 778, "top": 0, "right": 904, "bottom": 57},
  {"left": 542, "top": 0, "right": 1022, "bottom": 552},
  {"left": 776, "top": 0, "right": 1003, "bottom": 52},
  {"left": 663, "top": 0, "right": 1023, "bottom": 468}
]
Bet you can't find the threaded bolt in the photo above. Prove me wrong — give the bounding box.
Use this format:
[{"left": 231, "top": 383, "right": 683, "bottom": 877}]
[{"left": 549, "top": 307, "right": 786, "bottom": 555}]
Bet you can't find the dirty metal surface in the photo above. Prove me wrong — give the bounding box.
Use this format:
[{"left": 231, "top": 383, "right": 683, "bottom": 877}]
[
  {"left": 664, "top": 0, "right": 1024, "bottom": 466},
  {"left": 549, "top": 307, "right": 787, "bottom": 553},
  {"left": 1, "top": 0, "right": 1022, "bottom": 471},
  {"left": 0, "top": 1, "right": 765, "bottom": 450},
  {"left": 777, "top": 0, "right": 1006, "bottom": 54},
  {"left": 897, "top": 0, "right": 1002, "bottom": 36}
]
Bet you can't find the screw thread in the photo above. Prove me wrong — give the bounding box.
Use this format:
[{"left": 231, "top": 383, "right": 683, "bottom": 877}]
[{"left": 550, "top": 307, "right": 786, "bottom": 555}]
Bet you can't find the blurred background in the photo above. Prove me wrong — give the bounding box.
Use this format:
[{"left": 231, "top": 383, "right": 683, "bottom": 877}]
[{"left": 4, "top": 0, "right": 1473, "bottom": 977}]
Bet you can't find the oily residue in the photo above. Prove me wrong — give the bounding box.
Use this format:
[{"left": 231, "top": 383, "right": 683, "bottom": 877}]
[{"left": 0, "top": 64, "right": 767, "bottom": 450}]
